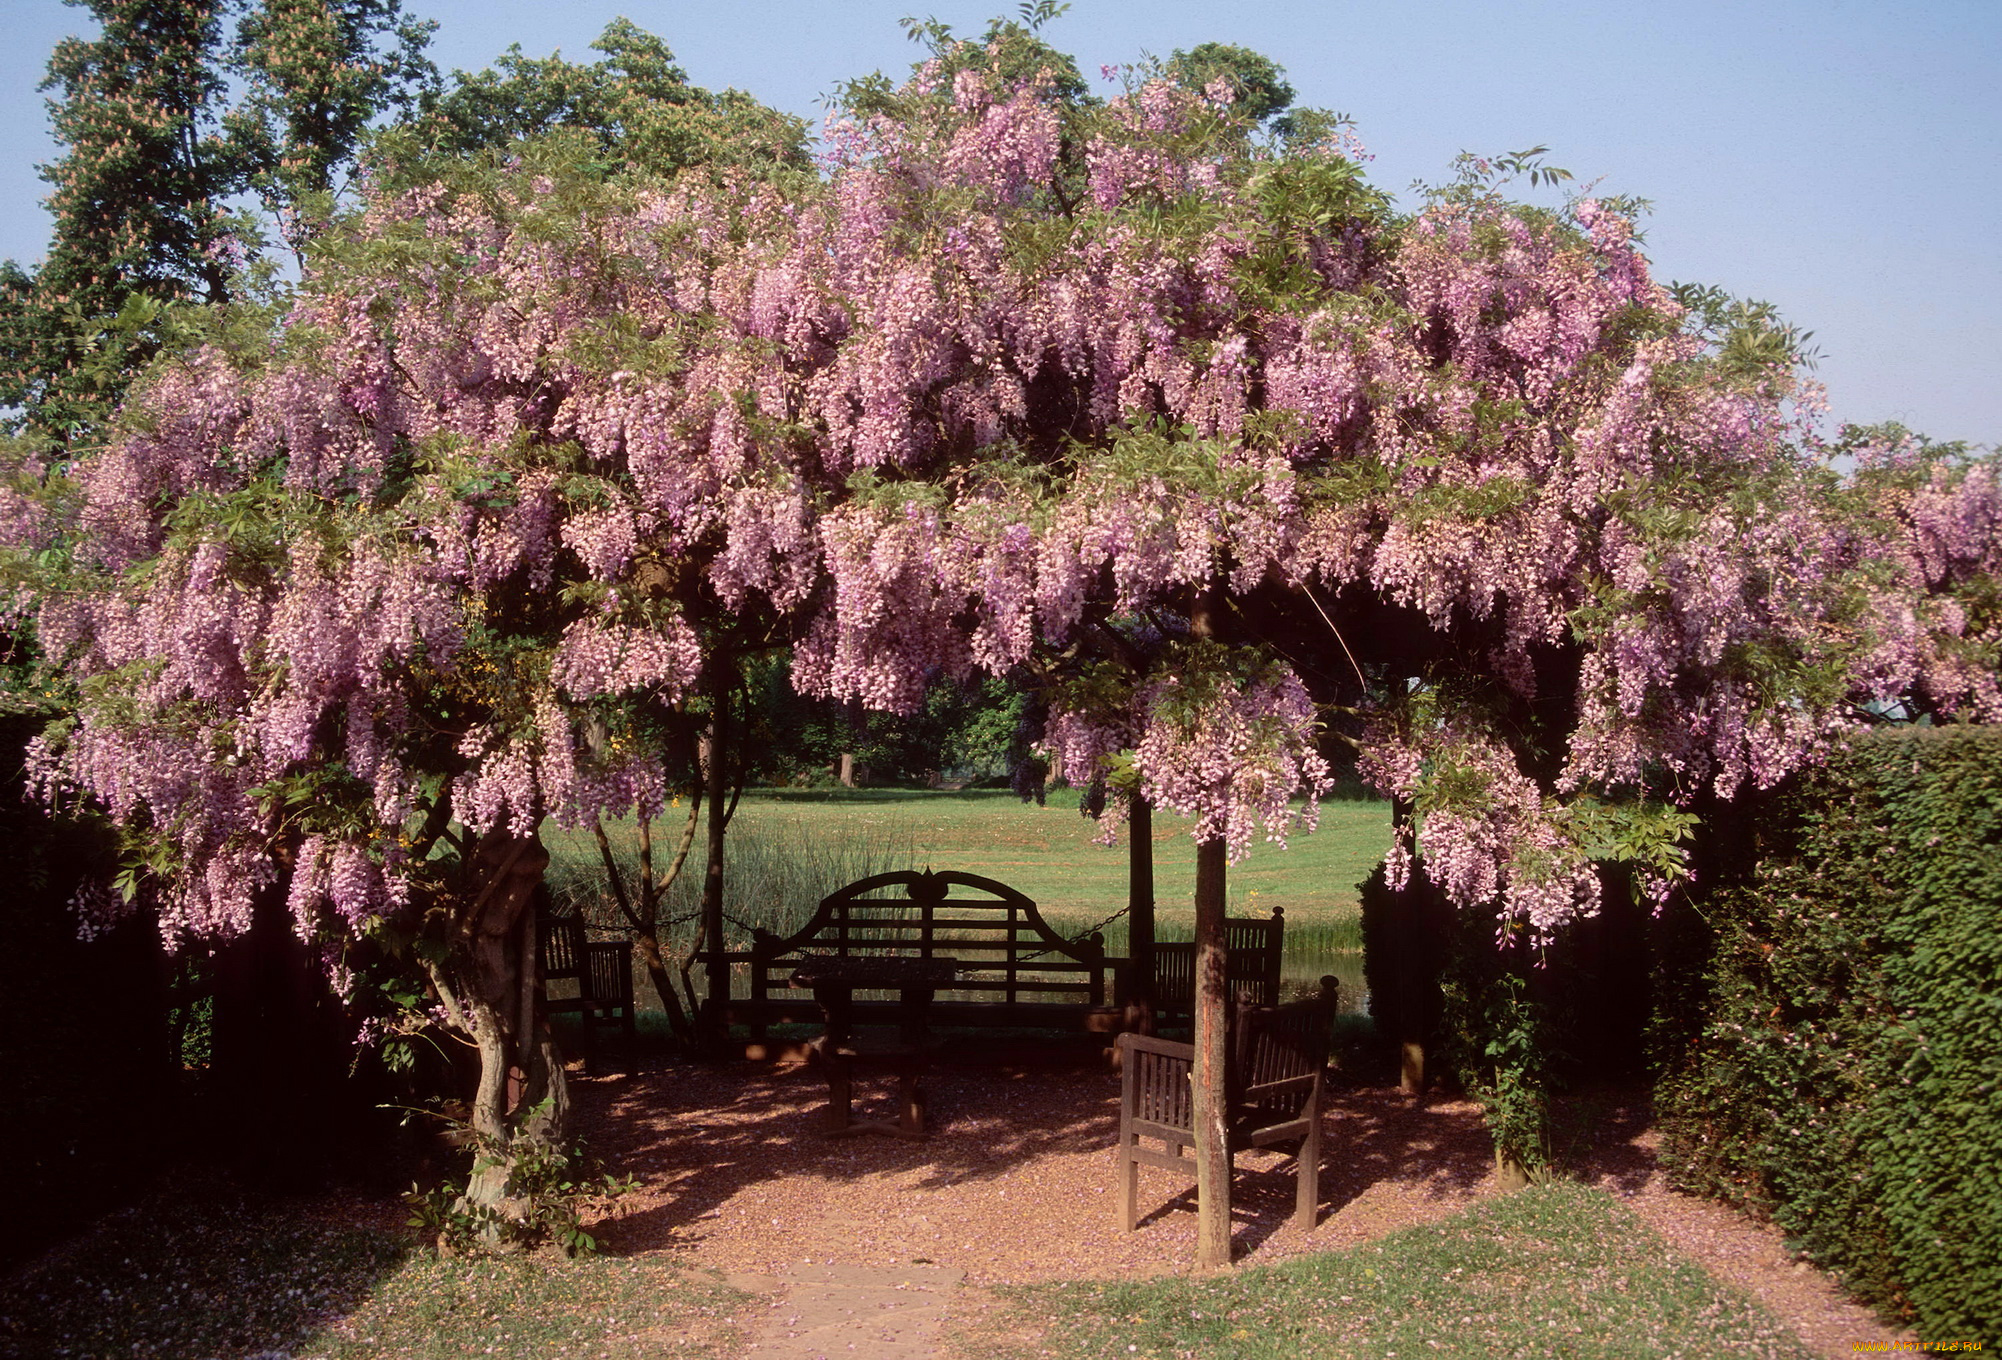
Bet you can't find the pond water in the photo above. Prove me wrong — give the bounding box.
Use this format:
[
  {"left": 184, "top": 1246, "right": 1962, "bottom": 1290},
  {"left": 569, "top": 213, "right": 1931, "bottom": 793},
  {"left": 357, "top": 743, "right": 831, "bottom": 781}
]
[{"left": 1282, "top": 948, "right": 1368, "bottom": 1014}]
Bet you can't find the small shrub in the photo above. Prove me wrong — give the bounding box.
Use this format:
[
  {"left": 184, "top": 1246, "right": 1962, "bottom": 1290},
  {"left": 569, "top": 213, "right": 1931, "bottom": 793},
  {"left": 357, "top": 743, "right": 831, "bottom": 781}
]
[{"left": 406, "top": 1102, "right": 634, "bottom": 1257}]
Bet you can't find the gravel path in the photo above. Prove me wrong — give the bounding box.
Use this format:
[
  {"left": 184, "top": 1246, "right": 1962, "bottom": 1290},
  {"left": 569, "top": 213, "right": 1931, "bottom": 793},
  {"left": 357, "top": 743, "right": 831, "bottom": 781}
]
[{"left": 573, "top": 1045, "right": 1912, "bottom": 1359}]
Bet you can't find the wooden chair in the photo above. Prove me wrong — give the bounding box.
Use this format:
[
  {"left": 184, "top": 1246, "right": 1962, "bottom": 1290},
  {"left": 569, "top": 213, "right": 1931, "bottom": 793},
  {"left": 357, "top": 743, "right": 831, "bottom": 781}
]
[
  {"left": 536, "top": 910, "right": 636, "bottom": 1074},
  {"left": 1147, "top": 908, "right": 1285, "bottom": 1030},
  {"left": 1114, "top": 980, "right": 1336, "bottom": 1233}
]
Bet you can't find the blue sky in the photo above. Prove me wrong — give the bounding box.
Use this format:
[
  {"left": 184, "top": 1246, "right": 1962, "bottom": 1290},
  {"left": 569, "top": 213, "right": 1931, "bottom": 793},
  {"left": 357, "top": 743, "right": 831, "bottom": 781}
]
[{"left": 2, "top": 0, "right": 1996, "bottom": 445}]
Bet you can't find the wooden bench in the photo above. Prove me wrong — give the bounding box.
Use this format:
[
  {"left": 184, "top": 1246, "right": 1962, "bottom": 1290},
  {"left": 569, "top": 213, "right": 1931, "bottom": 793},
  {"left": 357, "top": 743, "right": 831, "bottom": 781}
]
[
  {"left": 537, "top": 909, "right": 637, "bottom": 1073},
  {"left": 729, "top": 869, "right": 1125, "bottom": 1034},
  {"left": 1114, "top": 981, "right": 1338, "bottom": 1233}
]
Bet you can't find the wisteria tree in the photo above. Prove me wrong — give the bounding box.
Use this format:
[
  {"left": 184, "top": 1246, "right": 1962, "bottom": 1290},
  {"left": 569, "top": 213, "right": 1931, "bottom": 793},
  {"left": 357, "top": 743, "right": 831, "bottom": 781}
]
[
  {"left": 6, "top": 12, "right": 1995, "bottom": 1250},
  {"left": 4, "top": 136, "right": 834, "bottom": 1216},
  {"left": 733, "top": 38, "right": 1997, "bottom": 1258}
]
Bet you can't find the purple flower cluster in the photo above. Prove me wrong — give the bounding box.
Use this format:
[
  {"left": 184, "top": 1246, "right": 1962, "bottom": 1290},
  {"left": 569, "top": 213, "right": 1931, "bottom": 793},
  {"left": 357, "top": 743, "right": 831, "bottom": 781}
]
[{"left": 15, "top": 57, "right": 1996, "bottom": 972}]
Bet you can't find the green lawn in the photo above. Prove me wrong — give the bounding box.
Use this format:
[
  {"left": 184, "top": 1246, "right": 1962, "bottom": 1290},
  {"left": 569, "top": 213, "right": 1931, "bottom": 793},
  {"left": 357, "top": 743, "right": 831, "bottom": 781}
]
[
  {"left": 980, "top": 1181, "right": 1815, "bottom": 1360},
  {"left": 4, "top": 1180, "right": 1813, "bottom": 1360}
]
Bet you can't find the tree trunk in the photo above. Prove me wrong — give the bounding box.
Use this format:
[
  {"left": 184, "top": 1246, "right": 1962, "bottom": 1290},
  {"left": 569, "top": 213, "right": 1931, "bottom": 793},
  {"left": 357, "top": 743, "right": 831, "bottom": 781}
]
[
  {"left": 639, "top": 809, "right": 700, "bottom": 1041},
  {"left": 1187, "top": 580, "right": 1235, "bottom": 1270},
  {"left": 1390, "top": 795, "right": 1429, "bottom": 1098},
  {"left": 421, "top": 828, "right": 566, "bottom": 1225},
  {"left": 632, "top": 930, "right": 690, "bottom": 1040},
  {"left": 593, "top": 809, "right": 698, "bottom": 1043},
  {"left": 1192, "top": 833, "right": 1232, "bottom": 1270}
]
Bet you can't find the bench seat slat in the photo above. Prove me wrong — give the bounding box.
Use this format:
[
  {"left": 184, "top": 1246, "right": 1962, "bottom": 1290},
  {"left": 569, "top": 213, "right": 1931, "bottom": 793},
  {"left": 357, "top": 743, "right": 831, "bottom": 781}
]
[
  {"left": 799, "top": 939, "right": 1099, "bottom": 957},
  {"left": 821, "top": 915, "right": 1035, "bottom": 931},
  {"left": 765, "top": 984, "right": 1100, "bottom": 996}
]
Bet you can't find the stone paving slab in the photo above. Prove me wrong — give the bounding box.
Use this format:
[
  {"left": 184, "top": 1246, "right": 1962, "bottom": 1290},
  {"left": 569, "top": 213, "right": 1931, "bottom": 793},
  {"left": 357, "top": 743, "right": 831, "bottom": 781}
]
[{"left": 740, "top": 1263, "right": 965, "bottom": 1360}]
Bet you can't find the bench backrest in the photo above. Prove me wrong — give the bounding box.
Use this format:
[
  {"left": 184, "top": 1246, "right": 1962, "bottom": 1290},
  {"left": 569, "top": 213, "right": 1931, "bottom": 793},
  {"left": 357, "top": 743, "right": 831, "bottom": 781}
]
[
  {"left": 537, "top": 910, "right": 634, "bottom": 1014},
  {"left": 1150, "top": 908, "right": 1285, "bottom": 1014},
  {"left": 1228, "top": 998, "right": 1327, "bottom": 1134},
  {"left": 749, "top": 869, "right": 1109, "bottom": 1008},
  {"left": 539, "top": 911, "right": 588, "bottom": 981}
]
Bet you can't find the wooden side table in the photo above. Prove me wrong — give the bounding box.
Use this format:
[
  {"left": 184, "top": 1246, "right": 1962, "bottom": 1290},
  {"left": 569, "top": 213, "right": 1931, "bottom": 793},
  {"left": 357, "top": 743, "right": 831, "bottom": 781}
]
[{"left": 791, "top": 956, "right": 960, "bottom": 1138}]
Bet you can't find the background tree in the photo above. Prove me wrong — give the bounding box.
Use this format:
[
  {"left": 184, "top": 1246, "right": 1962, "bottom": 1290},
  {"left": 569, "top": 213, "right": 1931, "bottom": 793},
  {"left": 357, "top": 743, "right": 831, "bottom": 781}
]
[
  {"left": 403, "top": 18, "right": 809, "bottom": 182},
  {"left": 1164, "top": 41, "right": 1294, "bottom": 125},
  {"left": 227, "top": 0, "right": 437, "bottom": 246},
  {"left": 1, "top": 0, "right": 437, "bottom": 443},
  {"left": 0, "top": 0, "right": 240, "bottom": 440},
  {"left": 740, "top": 665, "right": 1023, "bottom": 787}
]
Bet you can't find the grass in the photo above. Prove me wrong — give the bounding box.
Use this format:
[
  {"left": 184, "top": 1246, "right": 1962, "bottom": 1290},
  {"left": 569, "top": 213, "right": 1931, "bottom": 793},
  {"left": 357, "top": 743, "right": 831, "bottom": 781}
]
[
  {"left": 542, "top": 788, "right": 1391, "bottom": 1011},
  {"left": 982, "top": 1181, "right": 1815, "bottom": 1360},
  {"left": 2, "top": 1178, "right": 1818, "bottom": 1360},
  {"left": 310, "top": 1252, "right": 747, "bottom": 1358},
  {"left": 0, "top": 1180, "right": 749, "bottom": 1360},
  {"left": 542, "top": 794, "right": 924, "bottom": 942}
]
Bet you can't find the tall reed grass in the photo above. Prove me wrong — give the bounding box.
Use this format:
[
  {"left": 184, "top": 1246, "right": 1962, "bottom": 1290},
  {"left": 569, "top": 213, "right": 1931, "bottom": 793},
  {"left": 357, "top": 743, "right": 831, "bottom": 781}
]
[
  {"left": 1090, "top": 910, "right": 1366, "bottom": 1013},
  {"left": 544, "top": 812, "right": 919, "bottom": 953}
]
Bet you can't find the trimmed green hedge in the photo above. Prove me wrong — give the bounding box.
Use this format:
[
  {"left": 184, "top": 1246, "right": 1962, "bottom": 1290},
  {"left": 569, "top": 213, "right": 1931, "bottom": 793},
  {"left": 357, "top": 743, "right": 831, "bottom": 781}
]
[{"left": 1656, "top": 725, "right": 2002, "bottom": 1339}]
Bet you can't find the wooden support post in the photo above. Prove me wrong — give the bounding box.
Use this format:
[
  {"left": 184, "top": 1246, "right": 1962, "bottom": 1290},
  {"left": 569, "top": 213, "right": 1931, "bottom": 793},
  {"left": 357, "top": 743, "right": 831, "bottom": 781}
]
[
  {"left": 896, "top": 1067, "right": 927, "bottom": 1136},
  {"left": 1391, "top": 795, "right": 1428, "bottom": 1097},
  {"left": 1296, "top": 1092, "right": 1322, "bottom": 1230},
  {"left": 1118, "top": 1120, "right": 1140, "bottom": 1231},
  {"left": 1193, "top": 833, "right": 1231, "bottom": 1269},
  {"left": 1401, "top": 1042, "right": 1427, "bottom": 1096},
  {"left": 1190, "top": 581, "right": 1232, "bottom": 1271},
  {"left": 700, "top": 671, "right": 730, "bottom": 1051},
  {"left": 1129, "top": 795, "right": 1155, "bottom": 1011}
]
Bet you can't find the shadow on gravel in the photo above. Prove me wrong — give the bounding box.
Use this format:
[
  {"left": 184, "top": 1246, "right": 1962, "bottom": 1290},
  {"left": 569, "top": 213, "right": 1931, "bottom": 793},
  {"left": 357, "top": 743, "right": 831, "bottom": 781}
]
[{"left": 575, "top": 1047, "right": 1513, "bottom": 1267}]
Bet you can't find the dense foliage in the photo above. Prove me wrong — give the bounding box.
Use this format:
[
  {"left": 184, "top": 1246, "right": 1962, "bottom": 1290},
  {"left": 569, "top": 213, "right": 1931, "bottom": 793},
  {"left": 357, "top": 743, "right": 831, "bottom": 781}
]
[
  {"left": 1655, "top": 725, "right": 2002, "bottom": 1337},
  {"left": 0, "top": 697, "right": 170, "bottom": 1268},
  {"left": 742, "top": 664, "right": 1025, "bottom": 787}
]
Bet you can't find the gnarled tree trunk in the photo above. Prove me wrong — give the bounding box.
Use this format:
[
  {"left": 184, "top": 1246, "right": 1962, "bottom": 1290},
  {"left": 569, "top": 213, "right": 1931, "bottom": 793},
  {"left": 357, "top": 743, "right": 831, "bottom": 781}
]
[
  {"left": 418, "top": 827, "right": 568, "bottom": 1223},
  {"left": 593, "top": 799, "right": 702, "bottom": 1044}
]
